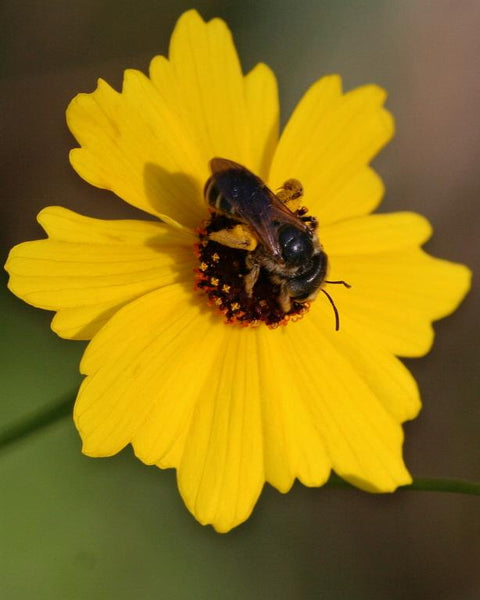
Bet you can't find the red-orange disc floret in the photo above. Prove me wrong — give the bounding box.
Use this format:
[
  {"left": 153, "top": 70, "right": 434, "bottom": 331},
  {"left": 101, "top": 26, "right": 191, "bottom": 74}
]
[{"left": 194, "top": 214, "right": 310, "bottom": 327}]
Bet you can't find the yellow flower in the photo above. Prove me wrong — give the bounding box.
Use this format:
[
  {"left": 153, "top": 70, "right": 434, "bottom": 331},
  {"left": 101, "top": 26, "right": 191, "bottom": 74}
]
[{"left": 4, "top": 10, "right": 471, "bottom": 532}]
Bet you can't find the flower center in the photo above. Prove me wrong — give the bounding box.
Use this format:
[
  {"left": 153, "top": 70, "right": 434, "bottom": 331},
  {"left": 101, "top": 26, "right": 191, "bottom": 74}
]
[{"left": 194, "top": 213, "right": 312, "bottom": 328}]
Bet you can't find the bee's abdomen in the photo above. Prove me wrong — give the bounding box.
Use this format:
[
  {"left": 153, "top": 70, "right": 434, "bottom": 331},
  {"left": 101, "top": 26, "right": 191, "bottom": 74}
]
[{"left": 204, "top": 176, "right": 235, "bottom": 216}]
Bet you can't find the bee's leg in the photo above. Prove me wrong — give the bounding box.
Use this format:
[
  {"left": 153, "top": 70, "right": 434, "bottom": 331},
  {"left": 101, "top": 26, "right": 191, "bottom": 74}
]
[
  {"left": 243, "top": 257, "right": 261, "bottom": 297},
  {"left": 277, "top": 281, "right": 292, "bottom": 313},
  {"left": 277, "top": 178, "right": 304, "bottom": 211},
  {"left": 208, "top": 224, "right": 257, "bottom": 251},
  {"left": 300, "top": 215, "right": 318, "bottom": 231}
]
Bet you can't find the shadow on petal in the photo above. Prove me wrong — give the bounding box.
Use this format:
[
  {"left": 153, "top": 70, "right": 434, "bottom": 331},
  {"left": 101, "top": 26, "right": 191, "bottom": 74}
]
[{"left": 143, "top": 162, "right": 206, "bottom": 229}]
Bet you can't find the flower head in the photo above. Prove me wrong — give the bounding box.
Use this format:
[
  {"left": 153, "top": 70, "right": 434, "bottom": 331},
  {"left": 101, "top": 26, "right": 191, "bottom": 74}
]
[{"left": 5, "top": 10, "right": 471, "bottom": 532}]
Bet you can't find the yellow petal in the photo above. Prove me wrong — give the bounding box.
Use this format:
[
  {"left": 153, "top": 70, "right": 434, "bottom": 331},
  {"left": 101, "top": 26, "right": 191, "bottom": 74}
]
[
  {"left": 328, "top": 261, "right": 469, "bottom": 358},
  {"left": 321, "top": 212, "right": 432, "bottom": 256},
  {"left": 285, "top": 316, "right": 412, "bottom": 491},
  {"left": 325, "top": 246, "right": 471, "bottom": 357},
  {"left": 67, "top": 73, "right": 207, "bottom": 229},
  {"left": 178, "top": 327, "right": 264, "bottom": 532},
  {"left": 256, "top": 327, "right": 331, "bottom": 492},
  {"left": 5, "top": 207, "right": 194, "bottom": 340},
  {"left": 316, "top": 211, "right": 471, "bottom": 356},
  {"left": 244, "top": 63, "right": 279, "bottom": 180},
  {"left": 76, "top": 286, "right": 265, "bottom": 532},
  {"left": 320, "top": 314, "right": 421, "bottom": 423},
  {"left": 163, "top": 10, "right": 252, "bottom": 168},
  {"left": 68, "top": 11, "right": 275, "bottom": 228},
  {"left": 75, "top": 285, "right": 223, "bottom": 461},
  {"left": 269, "top": 76, "right": 393, "bottom": 224}
]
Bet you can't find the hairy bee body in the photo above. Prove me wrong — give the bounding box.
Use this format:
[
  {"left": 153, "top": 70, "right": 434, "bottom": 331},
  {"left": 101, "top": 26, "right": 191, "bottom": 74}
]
[{"left": 204, "top": 158, "right": 328, "bottom": 313}]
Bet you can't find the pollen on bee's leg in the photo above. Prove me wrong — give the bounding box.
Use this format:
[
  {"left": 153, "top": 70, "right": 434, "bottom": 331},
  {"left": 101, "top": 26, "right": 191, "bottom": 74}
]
[
  {"left": 277, "top": 178, "right": 304, "bottom": 210},
  {"left": 194, "top": 213, "right": 311, "bottom": 328}
]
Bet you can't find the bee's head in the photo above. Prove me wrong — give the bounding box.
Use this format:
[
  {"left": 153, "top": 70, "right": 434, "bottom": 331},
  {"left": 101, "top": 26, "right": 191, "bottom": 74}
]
[{"left": 278, "top": 225, "right": 314, "bottom": 267}]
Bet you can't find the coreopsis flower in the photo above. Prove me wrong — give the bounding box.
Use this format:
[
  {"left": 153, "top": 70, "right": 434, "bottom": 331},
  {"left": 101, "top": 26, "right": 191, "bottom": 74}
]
[{"left": 5, "top": 10, "right": 471, "bottom": 532}]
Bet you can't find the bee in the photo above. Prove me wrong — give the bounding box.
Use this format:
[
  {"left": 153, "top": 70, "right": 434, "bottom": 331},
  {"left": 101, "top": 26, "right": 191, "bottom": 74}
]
[{"left": 204, "top": 158, "right": 349, "bottom": 329}]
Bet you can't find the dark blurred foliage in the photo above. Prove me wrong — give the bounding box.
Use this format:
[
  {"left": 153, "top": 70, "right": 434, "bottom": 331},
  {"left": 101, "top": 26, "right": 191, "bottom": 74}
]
[{"left": 1, "top": 2, "right": 479, "bottom": 599}]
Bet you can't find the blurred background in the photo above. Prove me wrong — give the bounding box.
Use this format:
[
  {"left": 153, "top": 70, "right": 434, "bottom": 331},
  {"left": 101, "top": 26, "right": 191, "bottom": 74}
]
[{"left": 1, "top": 1, "right": 479, "bottom": 598}]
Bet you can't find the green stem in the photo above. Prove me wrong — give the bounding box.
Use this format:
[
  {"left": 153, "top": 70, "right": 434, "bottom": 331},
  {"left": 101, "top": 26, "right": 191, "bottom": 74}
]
[
  {"left": 402, "top": 477, "right": 480, "bottom": 496},
  {"left": 0, "top": 394, "right": 74, "bottom": 451}
]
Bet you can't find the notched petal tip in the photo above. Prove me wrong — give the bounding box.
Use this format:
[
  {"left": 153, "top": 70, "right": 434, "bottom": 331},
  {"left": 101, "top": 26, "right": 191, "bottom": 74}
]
[
  {"left": 352, "top": 83, "right": 395, "bottom": 140},
  {"left": 270, "top": 75, "right": 396, "bottom": 224},
  {"left": 66, "top": 78, "right": 119, "bottom": 136},
  {"left": 121, "top": 67, "right": 149, "bottom": 92},
  {"left": 6, "top": 207, "right": 195, "bottom": 340},
  {"left": 177, "top": 476, "right": 262, "bottom": 534},
  {"left": 439, "top": 261, "right": 472, "bottom": 316},
  {"left": 172, "top": 8, "right": 231, "bottom": 37},
  {"left": 174, "top": 8, "right": 204, "bottom": 24},
  {"left": 312, "top": 73, "right": 343, "bottom": 94}
]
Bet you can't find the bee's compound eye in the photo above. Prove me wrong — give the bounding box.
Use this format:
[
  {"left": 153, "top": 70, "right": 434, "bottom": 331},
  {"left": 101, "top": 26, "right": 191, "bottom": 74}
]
[{"left": 278, "top": 225, "right": 313, "bottom": 267}]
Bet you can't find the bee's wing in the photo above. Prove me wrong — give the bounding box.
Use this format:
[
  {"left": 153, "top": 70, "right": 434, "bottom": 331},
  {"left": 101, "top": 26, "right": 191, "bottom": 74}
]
[
  {"left": 210, "top": 157, "right": 248, "bottom": 174},
  {"left": 244, "top": 187, "right": 311, "bottom": 259},
  {"left": 209, "top": 158, "right": 309, "bottom": 259}
]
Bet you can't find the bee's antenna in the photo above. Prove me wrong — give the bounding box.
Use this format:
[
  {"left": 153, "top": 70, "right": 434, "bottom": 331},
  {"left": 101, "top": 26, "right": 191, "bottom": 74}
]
[
  {"left": 324, "top": 280, "right": 351, "bottom": 288},
  {"left": 320, "top": 288, "right": 341, "bottom": 331},
  {"left": 321, "top": 280, "right": 351, "bottom": 330}
]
